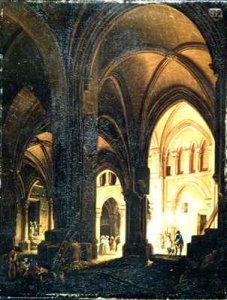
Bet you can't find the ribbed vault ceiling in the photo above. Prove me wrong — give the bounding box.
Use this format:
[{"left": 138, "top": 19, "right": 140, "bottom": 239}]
[{"left": 98, "top": 4, "right": 215, "bottom": 174}]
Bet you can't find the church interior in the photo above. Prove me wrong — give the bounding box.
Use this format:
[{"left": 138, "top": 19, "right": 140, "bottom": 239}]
[{"left": 1, "top": 1, "right": 227, "bottom": 297}]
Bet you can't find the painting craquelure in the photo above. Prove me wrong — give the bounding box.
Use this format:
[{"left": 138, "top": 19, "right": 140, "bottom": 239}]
[{"left": 0, "top": 1, "right": 227, "bottom": 298}]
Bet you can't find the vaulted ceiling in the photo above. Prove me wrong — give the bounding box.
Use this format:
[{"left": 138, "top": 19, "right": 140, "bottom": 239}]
[
  {"left": 2, "top": 15, "right": 52, "bottom": 190},
  {"left": 97, "top": 4, "right": 215, "bottom": 180}
]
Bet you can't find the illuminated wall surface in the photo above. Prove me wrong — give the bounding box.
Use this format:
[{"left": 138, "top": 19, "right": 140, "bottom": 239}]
[{"left": 147, "top": 102, "right": 217, "bottom": 254}]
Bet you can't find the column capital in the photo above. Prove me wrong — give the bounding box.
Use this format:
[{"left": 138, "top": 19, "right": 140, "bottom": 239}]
[
  {"left": 49, "top": 198, "right": 53, "bottom": 205},
  {"left": 96, "top": 208, "right": 102, "bottom": 218},
  {"left": 23, "top": 201, "right": 29, "bottom": 210},
  {"left": 123, "top": 189, "right": 143, "bottom": 203}
]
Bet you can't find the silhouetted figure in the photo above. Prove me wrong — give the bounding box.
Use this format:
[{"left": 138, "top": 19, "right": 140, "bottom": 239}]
[
  {"left": 99, "top": 236, "right": 105, "bottom": 255},
  {"left": 8, "top": 248, "right": 18, "bottom": 280},
  {"left": 174, "top": 230, "right": 184, "bottom": 256},
  {"left": 109, "top": 236, "right": 116, "bottom": 254},
  {"left": 115, "top": 236, "right": 120, "bottom": 252}
]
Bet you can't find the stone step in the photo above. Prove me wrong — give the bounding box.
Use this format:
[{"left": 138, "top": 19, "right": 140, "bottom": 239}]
[{"left": 187, "top": 229, "right": 223, "bottom": 259}]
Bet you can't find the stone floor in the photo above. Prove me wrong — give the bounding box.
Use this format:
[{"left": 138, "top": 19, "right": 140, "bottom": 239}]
[{"left": 0, "top": 254, "right": 227, "bottom": 299}]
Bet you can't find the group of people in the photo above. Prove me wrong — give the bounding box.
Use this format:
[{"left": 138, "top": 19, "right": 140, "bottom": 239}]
[
  {"left": 7, "top": 247, "right": 48, "bottom": 281},
  {"left": 99, "top": 235, "right": 120, "bottom": 256},
  {"left": 166, "top": 230, "right": 184, "bottom": 256},
  {"left": 29, "top": 221, "right": 40, "bottom": 237},
  {"left": 160, "top": 230, "right": 184, "bottom": 256}
]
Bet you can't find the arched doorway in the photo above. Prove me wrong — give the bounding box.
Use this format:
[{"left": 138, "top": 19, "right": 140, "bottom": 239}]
[
  {"left": 147, "top": 101, "right": 217, "bottom": 254},
  {"left": 96, "top": 170, "right": 126, "bottom": 259},
  {"left": 17, "top": 179, "right": 53, "bottom": 252},
  {"left": 100, "top": 198, "right": 121, "bottom": 237},
  {"left": 27, "top": 180, "right": 53, "bottom": 251}
]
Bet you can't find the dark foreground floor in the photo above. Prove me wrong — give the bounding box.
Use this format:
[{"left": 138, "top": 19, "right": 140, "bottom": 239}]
[{"left": 0, "top": 255, "right": 227, "bottom": 299}]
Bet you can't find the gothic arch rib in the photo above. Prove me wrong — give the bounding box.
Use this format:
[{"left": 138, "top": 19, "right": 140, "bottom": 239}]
[{"left": 98, "top": 115, "right": 129, "bottom": 164}]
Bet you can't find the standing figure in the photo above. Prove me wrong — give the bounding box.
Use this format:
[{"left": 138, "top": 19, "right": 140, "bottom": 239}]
[
  {"left": 105, "top": 235, "right": 110, "bottom": 254},
  {"left": 174, "top": 230, "right": 184, "bottom": 256},
  {"left": 8, "top": 248, "right": 18, "bottom": 280},
  {"left": 29, "top": 221, "right": 34, "bottom": 237},
  {"left": 99, "top": 236, "right": 105, "bottom": 256},
  {"left": 166, "top": 233, "right": 174, "bottom": 256},
  {"left": 109, "top": 236, "right": 116, "bottom": 254},
  {"left": 115, "top": 236, "right": 120, "bottom": 252},
  {"left": 33, "top": 221, "right": 39, "bottom": 236}
]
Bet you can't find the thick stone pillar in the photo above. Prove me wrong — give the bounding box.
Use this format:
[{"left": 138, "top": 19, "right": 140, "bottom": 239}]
[
  {"left": 119, "top": 208, "right": 126, "bottom": 245},
  {"left": 123, "top": 189, "right": 151, "bottom": 258},
  {"left": 38, "top": 77, "right": 78, "bottom": 264},
  {"left": 24, "top": 201, "right": 29, "bottom": 242},
  {"left": 78, "top": 53, "right": 99, "bottom": 258},
  {"left": 0, "top": 173, "right": 18, "bottom": 254},
  {"left": 79, "top": 112, "right": 97, "bottom": 257},
  {"left": 15, "top": 201, "right": 22, "bottom": 245},
  {"left": 213, "top": 56, "right": 227, "bottom": 231},
  {"left": 95, "top": 209, "right": 101, "bottom": 242},
  {"left": 48, "top": 198, "right": 54, "bottom": 230},
  {"left": 18, "top": 200, "right": 30, "bottom": 251}
]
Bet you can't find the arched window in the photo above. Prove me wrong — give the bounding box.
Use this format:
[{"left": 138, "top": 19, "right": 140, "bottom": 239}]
[
  {"left": 109, "top": 172, "right": 117, "bottom": 185},
  {"left": 100, "top": 173, "right": 106, "bottom": 186},
  {"left": 200, "top": 140, "right": 209, "bottom": 171},
  {"left": 177, "top": 148, "right": 184, "bottom": 175}
]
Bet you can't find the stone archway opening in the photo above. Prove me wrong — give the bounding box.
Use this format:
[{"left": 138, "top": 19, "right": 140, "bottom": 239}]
[
  {"left": 147, "top": 101, "right": 217, "bottom": 255},
  {"left": 27, "top": 180, "right": 53, "bottom": 252},
  {"left": 96, "top": 170, "right": 126, "bottom": 260},
  {"left": 17, "top": 179, "right": 53, "bottom": 253}
]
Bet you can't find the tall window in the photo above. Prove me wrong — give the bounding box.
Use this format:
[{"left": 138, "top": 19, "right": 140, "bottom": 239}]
[
  {"left": 109, "top": 172, "right": 117, "bottom": 185},
  {"left": 200, "top": 140, "right": 209, "bottom": 171},
  {"left": 177, "top": 148, "right": 184, "bottom": 174},
  {"left": 100, "top": 173, "right": 106, "bottom": 186}
]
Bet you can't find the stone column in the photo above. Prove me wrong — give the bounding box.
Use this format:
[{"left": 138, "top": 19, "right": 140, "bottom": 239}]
[
  {"left": 79, "top": 69, "right": 98, "bottom": 259},
  {"left": 95, "top": 209, "right": 101, "bottom": 243},
  {"left": 15, "top": 201, "right": 23, "bottom": 245},
  {"left": 0, "top": 172, "right": 18, "bottom": 254},
  {"left": 173, "top": 152, "right": 179, "bottom": 175},
  {"left": 123, "top": 175, "right": 152, "bottom": 259},
  {"left": 23, "top": 201, "right": 29, "bottom": 242},
  {"left": 80, "top": 113, "right": 97, "bottom": 245},
  {"left": 162, "top": 153, "right": 167, "bottom": 177},
  {"left": 199, "top": 149, "right": 203, "bottom": 172},
  {"left": 216, "top": 55, "right": 227, "bottom": 231},
  {"left": 48, "top": 198, "right": 54, "bottom": 230},
  {"left": 18, "top": 200, "right": 30, "bottom": 252},
  {"left": 38, "top": 70, "right": 79, "bottom": 263},
  {"left": 119, "top": 208, "right": 126, "bottom": 245},
  {"left": 208, "top": 145, "right": 213, "bottom": 171}
]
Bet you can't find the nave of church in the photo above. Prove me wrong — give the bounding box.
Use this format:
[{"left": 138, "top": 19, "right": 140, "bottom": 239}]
[{"left": 1, "top": 3, "right": 227, "bottom": 268}]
